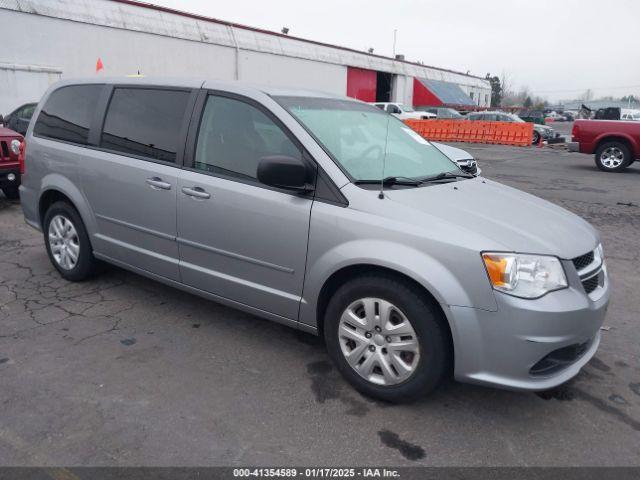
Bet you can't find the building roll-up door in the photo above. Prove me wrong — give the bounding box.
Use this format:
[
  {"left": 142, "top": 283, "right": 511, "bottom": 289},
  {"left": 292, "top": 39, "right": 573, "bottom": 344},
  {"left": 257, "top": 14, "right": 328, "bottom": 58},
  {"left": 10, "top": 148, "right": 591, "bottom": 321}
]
[{"left": 346, "top": 67, "right": 377, "bottom": 102}]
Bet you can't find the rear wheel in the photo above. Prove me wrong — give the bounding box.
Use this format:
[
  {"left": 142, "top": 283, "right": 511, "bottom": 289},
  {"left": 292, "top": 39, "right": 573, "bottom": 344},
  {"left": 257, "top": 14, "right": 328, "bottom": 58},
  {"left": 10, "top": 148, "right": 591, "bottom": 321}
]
[
  {"left": 43, "top": 201, "right": 98, "bottom": 281},
  {"left": 2, "top": 187, "right": 19, "bottom": 200},
  {"left": 324, "top": 274, "right": 450, "bottom": 403},
  {"left": 595, "top": 141, "right": 632, "bottom": 172}
]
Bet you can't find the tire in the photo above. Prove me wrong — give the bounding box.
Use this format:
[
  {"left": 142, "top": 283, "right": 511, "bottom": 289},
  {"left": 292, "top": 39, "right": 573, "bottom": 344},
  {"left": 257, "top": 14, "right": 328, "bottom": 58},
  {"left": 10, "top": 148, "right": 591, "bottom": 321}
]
[
  {"left": 43, "top": 201, "right": 98, "bottom": 281},
  {"left": 532, "top": 130, "right": 541, "bottom": 145},
  {"left": 595, "top": 141, "right": 632, "bottom": 172},
  {"left": 2, "top": 187, "right": 19, "bottom": 200},
  {"left": 324, "top": 274, "right": 450, "bottom": 403}
]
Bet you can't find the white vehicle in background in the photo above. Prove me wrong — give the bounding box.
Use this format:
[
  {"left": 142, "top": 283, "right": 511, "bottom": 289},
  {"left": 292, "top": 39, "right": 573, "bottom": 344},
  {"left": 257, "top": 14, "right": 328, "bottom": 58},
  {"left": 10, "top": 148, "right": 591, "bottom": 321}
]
[
  {"left": 621, "top": 109, "right": 640, "bottom": 121},
  {"left": 432, "top": 142, "right": 481, "bottom": 176},
  {"left": 371, "top": 102, "right": 436, "bottom": 120}
]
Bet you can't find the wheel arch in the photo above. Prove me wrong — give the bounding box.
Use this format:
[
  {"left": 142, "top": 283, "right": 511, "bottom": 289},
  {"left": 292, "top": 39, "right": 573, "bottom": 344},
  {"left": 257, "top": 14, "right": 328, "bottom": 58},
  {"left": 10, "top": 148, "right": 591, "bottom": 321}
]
[
  {"left": 38, "top": 174, "right": 96, "bottom": 236},
  {"left": 594, "top": 134, "right": 636, "bottom": 158}
]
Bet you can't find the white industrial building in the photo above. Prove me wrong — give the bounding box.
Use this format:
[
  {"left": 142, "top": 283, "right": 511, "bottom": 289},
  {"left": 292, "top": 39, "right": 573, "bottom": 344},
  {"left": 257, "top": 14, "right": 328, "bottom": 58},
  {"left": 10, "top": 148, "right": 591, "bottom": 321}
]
[{"left": 0, "top": 0, "right": 491, "bottom": 114}]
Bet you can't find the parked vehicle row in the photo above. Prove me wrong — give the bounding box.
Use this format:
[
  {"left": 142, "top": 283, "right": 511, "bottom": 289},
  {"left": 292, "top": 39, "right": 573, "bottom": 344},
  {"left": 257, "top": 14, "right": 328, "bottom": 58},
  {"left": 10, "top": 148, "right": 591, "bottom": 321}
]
[
  {"left": 18, "top": 78, "right": 609, "bottom": 402},
  {"left": 466, "top": 111, "right": 558, "bottom": 145}
]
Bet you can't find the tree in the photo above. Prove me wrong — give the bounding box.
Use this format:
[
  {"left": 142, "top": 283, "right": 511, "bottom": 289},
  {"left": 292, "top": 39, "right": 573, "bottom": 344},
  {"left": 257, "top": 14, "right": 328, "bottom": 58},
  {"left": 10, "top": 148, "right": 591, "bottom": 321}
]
[
  {"left": 485, "top": 74, "right": 502, "bottom": 107},
  {"left": 581, "top": 89, "right": 593, "bottom": 101},
  {"left": 524, "top": 96, "right": 533, "bottom": 108}
]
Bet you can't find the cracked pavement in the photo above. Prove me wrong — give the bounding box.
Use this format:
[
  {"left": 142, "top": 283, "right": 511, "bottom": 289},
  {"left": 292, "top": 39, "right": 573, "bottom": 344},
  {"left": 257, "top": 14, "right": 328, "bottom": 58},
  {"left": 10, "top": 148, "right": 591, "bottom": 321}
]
[{"left": 1, "top": 141, "right": 639, "bottom": 466}]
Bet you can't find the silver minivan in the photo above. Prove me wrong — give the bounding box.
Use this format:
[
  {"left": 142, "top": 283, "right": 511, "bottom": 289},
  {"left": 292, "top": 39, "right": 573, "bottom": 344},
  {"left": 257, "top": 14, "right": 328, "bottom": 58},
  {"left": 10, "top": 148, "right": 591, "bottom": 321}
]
[{"left": 20, "top": 78, "right": 609, "bottom": 402}]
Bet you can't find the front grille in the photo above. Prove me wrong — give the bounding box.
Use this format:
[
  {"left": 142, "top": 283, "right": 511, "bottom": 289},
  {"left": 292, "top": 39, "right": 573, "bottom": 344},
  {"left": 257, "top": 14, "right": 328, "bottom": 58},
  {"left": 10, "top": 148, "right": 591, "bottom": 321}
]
[
  {"left": 0, "top": 141, "right": 8, "bottom": 161},
  {"left": 573, "top": 251, "right": 594, "bottom": 271},
  {"left": 530, "top": 340, "right": 591, "bottom": 376},
  {"left": 582, "top": 275, "right": 599, "bottom": 294}
]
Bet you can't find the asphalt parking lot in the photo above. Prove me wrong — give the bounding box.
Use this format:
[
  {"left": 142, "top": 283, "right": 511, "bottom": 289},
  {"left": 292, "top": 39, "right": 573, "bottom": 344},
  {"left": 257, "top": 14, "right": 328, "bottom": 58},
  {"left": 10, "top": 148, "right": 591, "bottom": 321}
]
[{"left": 1, "top": 143, "right": 639, "bottom": 467}]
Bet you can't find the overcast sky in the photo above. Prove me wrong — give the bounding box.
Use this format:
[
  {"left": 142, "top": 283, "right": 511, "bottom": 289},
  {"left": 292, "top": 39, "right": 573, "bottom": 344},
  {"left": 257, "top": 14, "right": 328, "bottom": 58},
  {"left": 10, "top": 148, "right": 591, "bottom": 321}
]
[{"left": 151, "top": 0, "right": 640, "bottom": 102}]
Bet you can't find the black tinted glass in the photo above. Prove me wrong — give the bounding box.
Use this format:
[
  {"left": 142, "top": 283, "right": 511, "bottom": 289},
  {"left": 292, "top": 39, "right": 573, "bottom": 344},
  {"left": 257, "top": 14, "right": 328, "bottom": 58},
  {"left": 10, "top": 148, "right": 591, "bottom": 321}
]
[
  {"left": 33, "top": 85, "right": 102, "bottom": 144},
  {"left": 101, "top": 88, "right": 190, "bottom": 163}
]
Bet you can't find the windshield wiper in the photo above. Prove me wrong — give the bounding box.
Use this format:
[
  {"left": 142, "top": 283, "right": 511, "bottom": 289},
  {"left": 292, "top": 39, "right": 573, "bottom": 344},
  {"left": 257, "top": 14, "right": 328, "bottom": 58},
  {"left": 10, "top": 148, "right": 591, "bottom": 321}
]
[
  {"left": 419, "top": 172, "right": 474, "bottom": 183},
  {"left": 354, "top": 176, "right": 423, "bottom": 186}
]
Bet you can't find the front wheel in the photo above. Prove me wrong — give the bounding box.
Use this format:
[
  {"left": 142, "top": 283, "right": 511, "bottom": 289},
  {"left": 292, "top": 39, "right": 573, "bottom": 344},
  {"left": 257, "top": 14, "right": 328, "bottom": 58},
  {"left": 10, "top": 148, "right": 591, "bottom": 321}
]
[
  {"left": 532, "top": 130, "right": 541, "bottom": 145},
  {"left": 595, "top": 141, "right": 632, "bottom": 172},
  {"left": 324, "top": 275, "right": 450, "bottom": 403}
]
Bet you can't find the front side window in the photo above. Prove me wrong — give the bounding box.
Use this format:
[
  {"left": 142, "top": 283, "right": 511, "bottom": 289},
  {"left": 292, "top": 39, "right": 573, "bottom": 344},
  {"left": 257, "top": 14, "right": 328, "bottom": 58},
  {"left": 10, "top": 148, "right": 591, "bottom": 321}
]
[
  {"left": 33, "top": 85, "right": 102, "bottom": 145},
  {"left": 194, "top": 95, "right": 300, "bottom": 181},
  {"left": 276, "top": 96, "right": 459, "bottom": 182},
  {"left": 100, "top": 88, "right": 190, "bottom": 163},
  {"left": 387, "top": 105, "right": 401, "bottom": 114}
]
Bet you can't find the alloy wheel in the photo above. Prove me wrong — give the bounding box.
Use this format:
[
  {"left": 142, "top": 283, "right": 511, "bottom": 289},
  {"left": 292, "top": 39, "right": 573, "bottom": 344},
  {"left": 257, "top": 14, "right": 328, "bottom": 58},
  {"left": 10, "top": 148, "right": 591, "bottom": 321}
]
[
  {"left": 48, "top": 214, "right": 80, "bottom": 270},
  {"left": 338, "top": 298, "right": 420, "bottom": 386},
  {"left": 600, "top": 147, "right": 624, "bottom": 168}
]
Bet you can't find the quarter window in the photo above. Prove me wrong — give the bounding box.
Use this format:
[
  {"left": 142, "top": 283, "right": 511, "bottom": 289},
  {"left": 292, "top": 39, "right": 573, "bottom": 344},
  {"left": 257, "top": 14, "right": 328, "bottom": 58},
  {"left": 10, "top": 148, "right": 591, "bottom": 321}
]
[
  {"left": 33, "top": 85, "right": 102, "bottom": 145},
  {"left": 194, "top": 95, "right": 300, "bottom": 181},
  {"left": 100, "top": 88, "right": 190, "bottom": 163}
]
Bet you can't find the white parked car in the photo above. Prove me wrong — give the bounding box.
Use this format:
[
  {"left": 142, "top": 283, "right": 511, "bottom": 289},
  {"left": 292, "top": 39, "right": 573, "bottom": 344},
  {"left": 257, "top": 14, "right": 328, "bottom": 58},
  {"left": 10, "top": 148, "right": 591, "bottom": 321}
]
[
  {"left": 371, "top": 102, "right": 436, "bottom": 120},
  {"left": 621, "top": 109, "right": 640, "bottom": 121}
]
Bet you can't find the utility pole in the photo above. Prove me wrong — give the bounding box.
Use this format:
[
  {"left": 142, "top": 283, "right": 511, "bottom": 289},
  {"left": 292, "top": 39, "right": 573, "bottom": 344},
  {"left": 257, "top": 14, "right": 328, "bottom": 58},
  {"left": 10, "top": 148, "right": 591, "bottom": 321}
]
[{"left": 393, "top": 29, "right": 397, "bottom": 57}]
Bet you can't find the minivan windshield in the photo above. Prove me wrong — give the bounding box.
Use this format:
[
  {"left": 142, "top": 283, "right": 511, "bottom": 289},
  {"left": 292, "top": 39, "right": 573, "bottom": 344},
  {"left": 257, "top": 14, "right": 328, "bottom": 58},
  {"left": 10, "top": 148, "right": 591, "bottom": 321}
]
[{"left": 275, "top": 96, "right": 460, "bottom": 182}]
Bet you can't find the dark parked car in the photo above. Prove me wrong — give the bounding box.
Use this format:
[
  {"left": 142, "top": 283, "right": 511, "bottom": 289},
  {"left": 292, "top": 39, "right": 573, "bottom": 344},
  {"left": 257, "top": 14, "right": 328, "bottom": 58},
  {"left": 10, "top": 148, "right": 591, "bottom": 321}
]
[
  {"left": 2, "top": 103, "right": 37, "bottom": 136},
  {"left": 466, "top": 111, "right": 557, "bottom": 145}
]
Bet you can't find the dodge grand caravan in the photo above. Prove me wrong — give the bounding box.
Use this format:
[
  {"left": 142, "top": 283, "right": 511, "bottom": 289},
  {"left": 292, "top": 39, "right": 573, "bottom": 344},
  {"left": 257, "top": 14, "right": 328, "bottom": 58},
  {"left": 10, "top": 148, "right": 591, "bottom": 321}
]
[{"left": 20, "top": 78, "right": 610, "bottom": 402}]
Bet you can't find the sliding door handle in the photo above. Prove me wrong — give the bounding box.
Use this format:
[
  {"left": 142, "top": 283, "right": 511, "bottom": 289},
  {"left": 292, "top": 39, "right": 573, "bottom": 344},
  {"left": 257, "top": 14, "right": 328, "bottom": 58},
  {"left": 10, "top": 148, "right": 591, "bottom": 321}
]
[
  {"left": 181, "top": 186, "right": 211, "bottom": 200},
  {"left": 146, "top": 177, "right": 172, "bottom": 190}
]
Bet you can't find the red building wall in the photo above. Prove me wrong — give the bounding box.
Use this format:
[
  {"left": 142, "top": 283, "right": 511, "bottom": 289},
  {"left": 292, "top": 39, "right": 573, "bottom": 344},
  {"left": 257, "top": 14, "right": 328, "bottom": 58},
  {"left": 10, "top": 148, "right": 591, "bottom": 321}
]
[{"left": 346, "top": 67, "right": 377, "bottom": 102}]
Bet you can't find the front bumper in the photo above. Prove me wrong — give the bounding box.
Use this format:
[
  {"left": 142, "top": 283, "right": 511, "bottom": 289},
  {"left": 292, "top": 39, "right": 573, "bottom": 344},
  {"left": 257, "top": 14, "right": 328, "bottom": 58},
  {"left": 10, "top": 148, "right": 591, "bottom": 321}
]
[
  {"left": 0, "top": 167, "right": 20, "bottom": 189},
  {"left": 449, "top": 261, "right": 609, "bottom": 391}
]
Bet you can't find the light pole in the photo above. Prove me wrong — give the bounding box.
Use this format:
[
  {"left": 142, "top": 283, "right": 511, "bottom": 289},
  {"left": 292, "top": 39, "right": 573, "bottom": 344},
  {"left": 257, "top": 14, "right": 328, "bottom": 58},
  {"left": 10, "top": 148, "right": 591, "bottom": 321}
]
[{"left": 393, "top": 29, "right": 397, "bottom": 57}]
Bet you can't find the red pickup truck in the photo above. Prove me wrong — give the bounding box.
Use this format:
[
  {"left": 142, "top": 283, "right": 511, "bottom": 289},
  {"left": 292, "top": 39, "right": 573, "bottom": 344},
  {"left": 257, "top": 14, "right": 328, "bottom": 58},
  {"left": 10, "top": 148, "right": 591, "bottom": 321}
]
[
  {"left": 568, "top": 120, "right": 640, "bottom": 172},
  {"left": 0, "top": 126, "right": 23, "bottom": 199}
]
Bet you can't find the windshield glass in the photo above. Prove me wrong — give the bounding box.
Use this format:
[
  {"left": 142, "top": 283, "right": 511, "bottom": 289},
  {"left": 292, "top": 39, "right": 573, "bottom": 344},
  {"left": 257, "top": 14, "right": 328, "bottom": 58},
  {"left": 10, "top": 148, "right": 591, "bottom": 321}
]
[
  {"left": 276, "top": 96, "right": 460, "bottom": 181},
  {"left": 399, "top": 104, "right": 415, "bottom": 112}
]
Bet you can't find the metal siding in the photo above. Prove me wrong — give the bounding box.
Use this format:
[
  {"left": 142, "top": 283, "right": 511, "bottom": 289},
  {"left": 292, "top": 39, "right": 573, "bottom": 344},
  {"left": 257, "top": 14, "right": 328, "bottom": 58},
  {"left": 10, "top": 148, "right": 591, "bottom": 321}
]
[
  {"left": 412, "top": 77, "right": 443, "bottom": 107},
  {"left": 415, "top": 78, "right": 475, "bottom": 107},
  {"left": 0, "top": 0, "right": 491, "bottom": 110}
]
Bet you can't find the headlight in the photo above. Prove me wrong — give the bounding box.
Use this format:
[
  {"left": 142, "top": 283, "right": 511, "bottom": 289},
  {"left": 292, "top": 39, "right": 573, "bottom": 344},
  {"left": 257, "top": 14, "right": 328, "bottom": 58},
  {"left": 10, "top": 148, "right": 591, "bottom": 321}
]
[
  {"left": 482, "top": 252, "right": 568, "bottom": 299},
  {"left": 10, "top": 139, "right": 21, "bottom": 155}
]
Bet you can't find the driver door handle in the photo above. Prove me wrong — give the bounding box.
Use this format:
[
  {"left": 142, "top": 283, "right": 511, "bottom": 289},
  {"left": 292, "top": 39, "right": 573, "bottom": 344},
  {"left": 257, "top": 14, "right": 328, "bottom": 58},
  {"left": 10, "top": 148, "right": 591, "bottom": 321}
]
[
  {"left": 145, "top": 177, "right": 172, "bottom": 190},
  {"left": 182, "top": 186, "right": 211, "bottom": 200}
]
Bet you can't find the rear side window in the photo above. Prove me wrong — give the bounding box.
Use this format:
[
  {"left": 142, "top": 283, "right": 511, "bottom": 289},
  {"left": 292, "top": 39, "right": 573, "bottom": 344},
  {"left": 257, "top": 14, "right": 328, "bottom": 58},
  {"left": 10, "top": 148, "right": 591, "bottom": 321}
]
[
  {"left": 33, "top": 85, "right": 102, "bottom": 145},
  {"left": 100, "top": 88, "right": 190, "bottom": 163}
]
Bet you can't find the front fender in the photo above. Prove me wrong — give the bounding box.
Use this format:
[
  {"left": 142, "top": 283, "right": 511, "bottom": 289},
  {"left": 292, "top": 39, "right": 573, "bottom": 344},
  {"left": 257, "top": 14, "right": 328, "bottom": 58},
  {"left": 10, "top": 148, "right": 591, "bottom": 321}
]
[{"left": 299, "top": 238, "right": 496, "bottom": 333}]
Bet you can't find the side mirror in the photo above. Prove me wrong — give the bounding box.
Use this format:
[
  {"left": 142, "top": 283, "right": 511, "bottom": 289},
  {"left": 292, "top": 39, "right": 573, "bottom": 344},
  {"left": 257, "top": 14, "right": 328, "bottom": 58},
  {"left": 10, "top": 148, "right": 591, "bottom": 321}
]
[{"left": 257, "top": 155, "right": 314, "bottom": 192}]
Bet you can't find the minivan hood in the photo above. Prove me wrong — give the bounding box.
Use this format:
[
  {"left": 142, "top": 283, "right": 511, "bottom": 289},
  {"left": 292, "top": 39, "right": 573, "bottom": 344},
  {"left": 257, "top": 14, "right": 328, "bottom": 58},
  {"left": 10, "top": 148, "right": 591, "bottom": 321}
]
[{"left": 383, "top": 178, "right": 597, "bottom": 259}]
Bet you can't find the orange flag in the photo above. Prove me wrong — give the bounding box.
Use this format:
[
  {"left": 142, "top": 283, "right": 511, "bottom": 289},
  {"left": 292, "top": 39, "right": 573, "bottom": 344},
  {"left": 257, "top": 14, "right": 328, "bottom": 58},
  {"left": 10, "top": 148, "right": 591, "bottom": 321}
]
[{"left": 96, "top": 57, "right": 104, "bottom": 73}]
